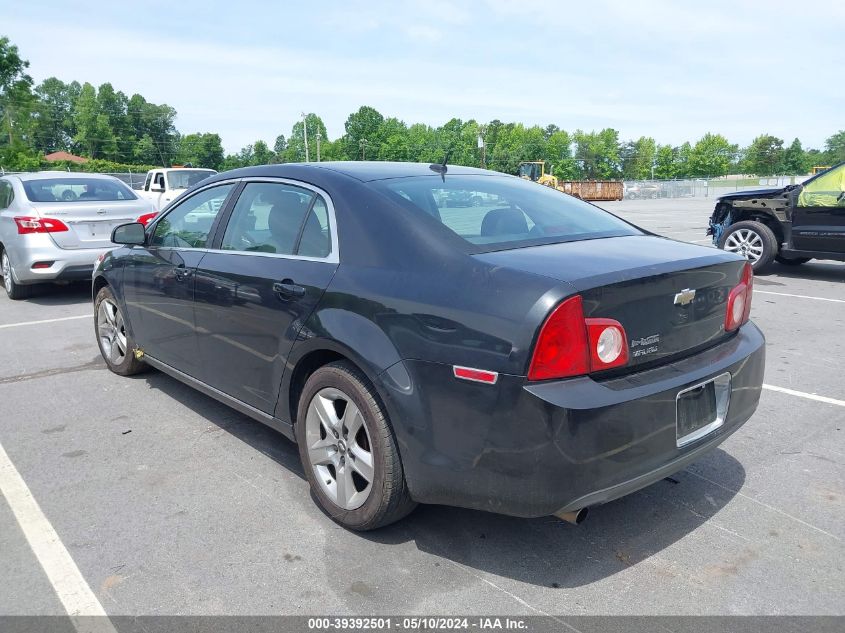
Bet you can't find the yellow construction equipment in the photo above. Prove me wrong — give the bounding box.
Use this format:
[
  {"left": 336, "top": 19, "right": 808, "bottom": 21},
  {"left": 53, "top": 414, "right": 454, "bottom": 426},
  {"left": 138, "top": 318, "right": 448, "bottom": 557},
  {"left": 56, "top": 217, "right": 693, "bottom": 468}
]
[{"left": 517, "top": 161, "right": 623, "bottom": 201}]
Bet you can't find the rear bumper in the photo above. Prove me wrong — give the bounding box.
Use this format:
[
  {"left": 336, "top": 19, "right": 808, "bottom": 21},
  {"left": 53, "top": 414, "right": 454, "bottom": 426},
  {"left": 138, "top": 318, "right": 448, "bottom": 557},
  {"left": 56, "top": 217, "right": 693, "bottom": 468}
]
[
  {"left": 381, "top": 322, "right": 765, "bottom": 517},
  {"left": 4, "top": 234, "right": 108, "bottom": 284}
]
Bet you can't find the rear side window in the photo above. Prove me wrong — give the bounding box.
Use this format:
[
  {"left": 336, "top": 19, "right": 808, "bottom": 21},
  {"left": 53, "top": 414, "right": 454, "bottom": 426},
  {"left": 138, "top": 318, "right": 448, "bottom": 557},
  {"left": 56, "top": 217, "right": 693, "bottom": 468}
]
[
  {"left": 0, "top": 180, "right": 13, "bottom": 209},
  {"left": 376, "top": 175, "right": 640, "bottom": 251},
  {"left": 220, "top": 182, "right": 331, "bottom": 258},
  {"left": 22, "top": 178, "right": 138, "bottom": 202},
  {"left": 152, "top": 184, "right": 234, "bottom": 248}
]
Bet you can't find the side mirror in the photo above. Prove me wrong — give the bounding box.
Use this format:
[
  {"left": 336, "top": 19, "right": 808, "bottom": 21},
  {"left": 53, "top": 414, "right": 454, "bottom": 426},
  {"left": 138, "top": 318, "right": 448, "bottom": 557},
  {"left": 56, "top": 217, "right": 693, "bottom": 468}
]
[
  {"left": 112, "top": 222, "right": 146, "bottom": 246},
  {"left": 150, "top": 184, "right": 165, "bottom": 193}
]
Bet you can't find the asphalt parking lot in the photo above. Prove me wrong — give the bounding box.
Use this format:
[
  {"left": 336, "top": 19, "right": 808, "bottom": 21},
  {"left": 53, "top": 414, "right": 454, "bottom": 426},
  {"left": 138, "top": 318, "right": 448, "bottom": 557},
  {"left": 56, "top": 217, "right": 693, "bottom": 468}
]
[{"left": 1, "top": 197, "right": 843, "bottom": 617}]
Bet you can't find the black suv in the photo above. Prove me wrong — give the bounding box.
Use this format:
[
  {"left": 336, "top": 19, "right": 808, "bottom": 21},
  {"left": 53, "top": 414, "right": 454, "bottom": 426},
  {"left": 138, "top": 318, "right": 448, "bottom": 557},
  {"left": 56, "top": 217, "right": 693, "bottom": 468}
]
[{"left": 708, "top": 162, "right": 845, "bottom": 271}]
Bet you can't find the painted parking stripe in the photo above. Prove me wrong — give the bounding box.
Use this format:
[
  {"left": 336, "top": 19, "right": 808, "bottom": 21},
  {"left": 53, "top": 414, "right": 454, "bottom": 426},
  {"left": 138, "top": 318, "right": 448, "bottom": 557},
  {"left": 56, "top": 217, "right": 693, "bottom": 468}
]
[
  {"left": 0, "top": 441, "right": 116, "bottom": 630},
  {"left": 0, "top": 314, "right": 91, "bottom": 330},
  {"left": 756, "top": 291, "right": 845, "bottom": 304},
  {"left": 763, "top": 384, "right": 845, "bottom": 407}
]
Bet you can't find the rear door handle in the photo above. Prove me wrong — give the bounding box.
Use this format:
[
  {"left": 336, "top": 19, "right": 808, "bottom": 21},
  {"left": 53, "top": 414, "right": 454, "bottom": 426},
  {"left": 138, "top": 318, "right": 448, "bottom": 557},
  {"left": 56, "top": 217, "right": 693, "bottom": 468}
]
[{"left": 273, "top": 279, "right": 306, "bottom": 299}]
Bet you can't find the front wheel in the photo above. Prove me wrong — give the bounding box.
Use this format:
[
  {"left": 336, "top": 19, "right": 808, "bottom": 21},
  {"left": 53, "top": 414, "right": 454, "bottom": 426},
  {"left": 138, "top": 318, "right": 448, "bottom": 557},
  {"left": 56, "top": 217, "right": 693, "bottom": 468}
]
[
  {"left": 94, "top": 286, "right": 147, "bottom": 376},
  {"left": 718, "top": 220, "right": 778, "bottom": 273},
  {"left": 296, "top": 361, "right": 416, "bottom": 530}
]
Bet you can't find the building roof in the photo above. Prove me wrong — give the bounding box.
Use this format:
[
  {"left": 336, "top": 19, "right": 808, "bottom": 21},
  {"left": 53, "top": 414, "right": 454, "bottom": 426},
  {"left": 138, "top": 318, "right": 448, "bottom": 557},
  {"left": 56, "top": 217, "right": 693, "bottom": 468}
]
[{"left": 44, "top": 151, "right": 88, "bottom": 164}]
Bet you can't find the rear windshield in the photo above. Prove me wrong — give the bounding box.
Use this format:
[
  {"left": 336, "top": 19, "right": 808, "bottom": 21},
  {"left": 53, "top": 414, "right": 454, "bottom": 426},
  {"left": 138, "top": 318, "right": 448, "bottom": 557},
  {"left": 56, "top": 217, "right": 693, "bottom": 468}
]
[
  {"left": 23, "top": 178, "right": 137, "bottom": 203},
  {"left": 166, "top": 170, "right": 215, "bottom": 190},
  {"left": 375, "top": 175, "right": 640, "bottom": 251}
]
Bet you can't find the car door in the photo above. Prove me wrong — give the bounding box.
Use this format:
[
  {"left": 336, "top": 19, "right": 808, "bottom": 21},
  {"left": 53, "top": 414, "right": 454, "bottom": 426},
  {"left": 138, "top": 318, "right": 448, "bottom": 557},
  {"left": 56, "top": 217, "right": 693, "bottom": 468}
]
[
  {"left": 121, "top": 182, "right": 236, "bottom": 376},
  {"left": 792, "top": 163, "right": 845, "bottom": 254},
  {"left": 192, "top": 180, "right": 339, "bottom": 414}
]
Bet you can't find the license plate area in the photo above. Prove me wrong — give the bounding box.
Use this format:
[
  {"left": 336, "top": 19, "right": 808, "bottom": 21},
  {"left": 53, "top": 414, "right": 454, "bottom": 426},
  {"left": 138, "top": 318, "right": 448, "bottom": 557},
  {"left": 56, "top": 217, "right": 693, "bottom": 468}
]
[{"left": 676, "top": 372, "right": 731, "bottom": 448}]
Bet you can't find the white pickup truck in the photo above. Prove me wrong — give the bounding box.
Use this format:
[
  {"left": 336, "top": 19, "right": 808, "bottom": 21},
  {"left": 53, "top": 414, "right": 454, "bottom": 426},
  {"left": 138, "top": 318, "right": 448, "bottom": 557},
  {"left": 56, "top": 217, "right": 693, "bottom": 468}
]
[{"left": 138, "top": 168, "right": 217, "bottom": 212}]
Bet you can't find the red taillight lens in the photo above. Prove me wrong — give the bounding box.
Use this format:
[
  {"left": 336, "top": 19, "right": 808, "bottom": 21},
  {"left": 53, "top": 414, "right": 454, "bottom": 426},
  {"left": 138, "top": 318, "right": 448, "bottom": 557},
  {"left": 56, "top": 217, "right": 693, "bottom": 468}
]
[
  {"left": 528, "top": 296, "right": 590, "bottom": 380},
  {"left": 725, "top": 262, "right": 753, "bottom": 332},
  {"left": 528, "top": 295, "right": 630, "bottom": 381},
  {"left": 13, "top": 216, "right": 70, "bottom": 235},
  {"left": 137, "top": 212, "right": 158, "bottom": 226}
]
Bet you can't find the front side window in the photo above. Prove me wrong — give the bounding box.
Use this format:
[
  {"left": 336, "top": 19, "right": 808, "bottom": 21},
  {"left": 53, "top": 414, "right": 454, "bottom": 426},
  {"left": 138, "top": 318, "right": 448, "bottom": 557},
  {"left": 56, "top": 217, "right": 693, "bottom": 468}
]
[
  {"left": 220, "top": 182, "right": 331, "bottom": 258},
  {"left": 152, "top": 184, "right": 234, "bottom": 248},
  {"left": 22, "top": 178, "right": 138, "bottom": 203},
  {"left": 166, "top": 169, "right": 216, "bottom": 190},
  {"left": 798, "top": 164, "right": 845, "bottom": 208},
  {"left": 375, "top": 175, "right": 640, "bottom": 251}
]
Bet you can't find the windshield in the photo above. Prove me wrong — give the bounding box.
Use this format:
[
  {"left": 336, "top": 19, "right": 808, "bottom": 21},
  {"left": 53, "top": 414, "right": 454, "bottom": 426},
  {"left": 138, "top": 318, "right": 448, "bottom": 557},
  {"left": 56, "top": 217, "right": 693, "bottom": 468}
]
[
  {"left": 376, "top": 175, "right": 640, "bottom": 251},
  {"left": 22, "top": 178, "right": 138, "bottom": 203},
  {"left": 166, "top": 170, "right": 215, "bottom": 190}
]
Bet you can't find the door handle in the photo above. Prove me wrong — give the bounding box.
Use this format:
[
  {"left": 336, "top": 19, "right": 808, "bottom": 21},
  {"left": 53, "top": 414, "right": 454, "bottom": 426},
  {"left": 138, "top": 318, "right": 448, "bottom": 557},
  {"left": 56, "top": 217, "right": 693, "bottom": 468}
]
[{"left": 273, "top": 279, "right": 306, "bottom": 299}]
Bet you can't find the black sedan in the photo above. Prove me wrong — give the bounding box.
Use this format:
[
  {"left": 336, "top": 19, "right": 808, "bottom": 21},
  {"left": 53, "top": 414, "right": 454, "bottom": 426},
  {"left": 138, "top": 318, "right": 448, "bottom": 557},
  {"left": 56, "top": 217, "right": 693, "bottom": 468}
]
[{"left": 93, "top": 162, "right": 765, "bottom": 530}]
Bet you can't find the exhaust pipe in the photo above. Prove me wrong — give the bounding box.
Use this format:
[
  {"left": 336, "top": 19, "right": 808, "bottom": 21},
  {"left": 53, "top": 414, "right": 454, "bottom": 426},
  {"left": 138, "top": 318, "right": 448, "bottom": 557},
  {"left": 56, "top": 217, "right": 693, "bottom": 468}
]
[{"left": 555, "top": 508, "right": 589, "bottom": 525}]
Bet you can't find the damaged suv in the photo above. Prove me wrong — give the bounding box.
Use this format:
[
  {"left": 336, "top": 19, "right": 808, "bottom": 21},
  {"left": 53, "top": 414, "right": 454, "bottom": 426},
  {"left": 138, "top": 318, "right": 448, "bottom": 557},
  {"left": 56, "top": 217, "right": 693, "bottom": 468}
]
[{"left": 708, "top": 162, "right": 845, "bottom": 271}]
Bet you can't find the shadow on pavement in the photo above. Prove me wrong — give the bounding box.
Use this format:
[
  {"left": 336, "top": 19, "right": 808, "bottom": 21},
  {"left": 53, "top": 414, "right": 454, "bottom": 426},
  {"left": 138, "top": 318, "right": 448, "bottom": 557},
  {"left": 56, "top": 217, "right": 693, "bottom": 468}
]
[
  {"left": 21, "top": 281, "right": 92, "bottom": 306},
  {"left": 766, "top": 260, "right": 845, "bottom": 282},
  {"left": 139, "top": 365, "right": 745, "bottom": 589}
]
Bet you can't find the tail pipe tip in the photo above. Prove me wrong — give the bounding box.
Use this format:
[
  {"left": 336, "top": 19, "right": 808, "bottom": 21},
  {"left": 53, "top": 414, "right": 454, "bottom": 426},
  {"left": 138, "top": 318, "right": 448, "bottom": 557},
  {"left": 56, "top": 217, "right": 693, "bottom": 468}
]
[{"left": 555, "top": 507, "right": 589, "bottom": 525}]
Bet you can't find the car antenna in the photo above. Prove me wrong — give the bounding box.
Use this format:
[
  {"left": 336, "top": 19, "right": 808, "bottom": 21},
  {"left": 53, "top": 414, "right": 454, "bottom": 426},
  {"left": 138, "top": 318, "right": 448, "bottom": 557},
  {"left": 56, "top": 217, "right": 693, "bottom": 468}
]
[{"left": 429, "top": 149, "right": 451, "bottom": 181}]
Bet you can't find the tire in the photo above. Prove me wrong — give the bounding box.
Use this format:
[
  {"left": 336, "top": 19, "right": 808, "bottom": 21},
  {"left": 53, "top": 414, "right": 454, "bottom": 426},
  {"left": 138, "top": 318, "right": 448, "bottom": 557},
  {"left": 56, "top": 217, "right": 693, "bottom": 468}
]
[
  {"left": 1, "top": 249, "right": 33, "bottom": 300},
  {"left": 94, "top": 286, "right": 147, "bottom": 376},
  {"left": 775, "top": 255, "right": 811, "bottom": 266},
  {"left": 295, "top": 361, "right": 416, "bottom": 530},
  {"left": 718, "top": 220, "right": 778, "bottom": 273}
]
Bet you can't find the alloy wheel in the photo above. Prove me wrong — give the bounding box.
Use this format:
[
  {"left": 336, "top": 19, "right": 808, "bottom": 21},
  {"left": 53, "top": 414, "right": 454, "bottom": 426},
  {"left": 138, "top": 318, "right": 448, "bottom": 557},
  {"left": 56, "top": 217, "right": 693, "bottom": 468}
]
[
  {"left": 97, "top": 298, "right": 128, "bottom": 365},
  {"left": 1, "top": 253, "right": 11, "bottom": 290},
  {"left": 724, "top": 228, "right": 764, "bottom": 264},
  {"left": 305, "top": 387, "right": 374, "bottom": 510}
]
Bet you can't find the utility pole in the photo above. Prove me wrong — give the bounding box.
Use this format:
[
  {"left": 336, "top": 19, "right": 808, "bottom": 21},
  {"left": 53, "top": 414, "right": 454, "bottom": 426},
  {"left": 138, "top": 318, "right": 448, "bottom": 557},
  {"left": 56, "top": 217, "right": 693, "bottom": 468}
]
[
  {"left": 478, "top": 125, "right": 486, "bottom": 169},
  {"left": 301, "top": 112, "right": 309, "bottom": 162},
  {"left": 316, "top": 131, "right": 322, "bottom": 162},
  {"left": 359, "top": 138, "right": 368, "bottom": 161}
]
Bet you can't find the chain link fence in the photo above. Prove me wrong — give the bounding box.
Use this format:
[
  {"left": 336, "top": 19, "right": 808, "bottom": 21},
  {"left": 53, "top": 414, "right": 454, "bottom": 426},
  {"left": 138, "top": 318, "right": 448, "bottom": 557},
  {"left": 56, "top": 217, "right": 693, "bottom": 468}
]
[{"left": 622, "top": 175, "right": 812, "bottom": 199}]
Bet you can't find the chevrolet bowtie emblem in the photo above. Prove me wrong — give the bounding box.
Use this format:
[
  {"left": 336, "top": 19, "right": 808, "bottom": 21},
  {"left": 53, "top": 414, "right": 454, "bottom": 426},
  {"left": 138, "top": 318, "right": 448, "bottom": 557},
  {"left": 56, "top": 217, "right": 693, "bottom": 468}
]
[{"left": 674, "top": 288, "right": 696, "bottom": 306}]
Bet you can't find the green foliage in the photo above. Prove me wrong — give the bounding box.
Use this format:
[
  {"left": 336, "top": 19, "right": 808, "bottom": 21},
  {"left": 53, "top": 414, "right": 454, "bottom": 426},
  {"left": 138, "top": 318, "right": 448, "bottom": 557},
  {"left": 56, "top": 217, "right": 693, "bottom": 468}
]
[{"left": 0, "top": 35, "right": 837, "bottom": 182}]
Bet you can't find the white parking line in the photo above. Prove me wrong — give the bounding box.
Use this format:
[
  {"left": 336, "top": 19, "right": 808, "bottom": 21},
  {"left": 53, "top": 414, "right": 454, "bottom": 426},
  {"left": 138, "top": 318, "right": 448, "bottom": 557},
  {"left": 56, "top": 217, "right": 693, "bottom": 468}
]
[
  {"left": 756, "top": 291, "right": 845, "bottom": 304},
  {"left": 0, "top": 441, "right": 116, "bottom": 631},
  {"left": 0, "top": 314, "right": 91, "bottom": 330},
  {"left": 763, "top": 384, "right": 845, "bottom": 407}
]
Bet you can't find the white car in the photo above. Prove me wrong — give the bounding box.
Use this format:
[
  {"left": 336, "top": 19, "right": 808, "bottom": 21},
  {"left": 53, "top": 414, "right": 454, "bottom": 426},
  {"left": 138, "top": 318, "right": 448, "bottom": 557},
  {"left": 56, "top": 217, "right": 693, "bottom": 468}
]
[
  {"left": 0, "top": 172, "right": 155, "bottom": 299},
  {"left": 138, "top": 168, "right": 217, "bottom": 212}
]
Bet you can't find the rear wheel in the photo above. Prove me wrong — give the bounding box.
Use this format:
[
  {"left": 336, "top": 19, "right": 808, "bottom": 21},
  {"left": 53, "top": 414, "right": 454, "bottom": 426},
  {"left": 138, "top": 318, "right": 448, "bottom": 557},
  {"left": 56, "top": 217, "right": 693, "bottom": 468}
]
[
  {"left": 94, "top": 286, "right": 147, "bottom": 376},
  {"left": 296, "top": 361, "right": 416, "bottom": 530},
  {"left": 718, "top": 220, "right": 778, "bottom": 273},
  {"left": 775, "top": 255, "right": 811, "bottom": 266},
  {"left": 1, "top": 250, "right": 33, "bottom": 300}
]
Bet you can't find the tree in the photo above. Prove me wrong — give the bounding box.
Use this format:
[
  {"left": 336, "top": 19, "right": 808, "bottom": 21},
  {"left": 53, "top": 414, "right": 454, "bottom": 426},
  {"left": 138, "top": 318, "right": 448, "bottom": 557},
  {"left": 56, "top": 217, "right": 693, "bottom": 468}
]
[
  {"left": 176, "top": 132, "right": 224, "bottom": 169},
  {"left": 743, "top": 134, "right": 784, "bottom": 176},
  {"left": 343, "top": 106, "right": 384, "bottom": 159},
  {"left": 287, "top": 113, "right": 327, "bottom": 162},
  {"left": 782, "top": 138, "right": 811, "bottom": 175},
  {"left": 546, "top": 130, "right": 577, "bottom": 179},
  {"left": 0, "top": 36, "right": 34, "bottom": 147},
  {"left": 376, "top": 117, "right": 409, "bottom": 162},
  {"left": 688, "top": 133, "right": 736, "bottom": 177},
  {"left": 31, "top": 78, "right": 73, "bottom": 153},
  {"left": 574, "top": 128, "right": 621, "bottom": 179},
  {"left": 252, "top": 139, "right": 274, "bottom": 165},
  {"left": 824, "top": 130, "right": 845, "bottom": 164},
  {"left": 653, "top": 144, "right": 678, "bottom": 179},
  {"left": 620, "top": 136, "right": 656, "bottom": 180},
  {"left": 273, "top": 134, "right": 287, "bottom": 158}
]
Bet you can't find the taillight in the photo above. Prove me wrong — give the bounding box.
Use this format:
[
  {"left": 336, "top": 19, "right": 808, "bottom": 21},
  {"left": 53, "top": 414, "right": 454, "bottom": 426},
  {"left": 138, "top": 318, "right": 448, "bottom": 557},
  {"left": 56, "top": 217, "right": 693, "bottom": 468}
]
[
  {"left": 527, "top": 295, "right": 630, "bottom": 381},
  {"left": 725, "top": 262, "right": 753, "bottom": 332},
  {"left": 13, "top": 216, "right": 70, "bottom": 235},
  {"left": 137, "top": 212, "right": 157, "bottom": 226},
  {"left": 527, "top": 296, "right": 590, "bottom": 381}
]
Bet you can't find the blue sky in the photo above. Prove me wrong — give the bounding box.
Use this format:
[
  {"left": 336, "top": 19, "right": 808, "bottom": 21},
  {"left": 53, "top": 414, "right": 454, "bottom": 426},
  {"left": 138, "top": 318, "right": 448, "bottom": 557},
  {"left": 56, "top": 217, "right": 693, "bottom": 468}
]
[{"left": 4, "top": 0, "right": 842, "bottom": 153}]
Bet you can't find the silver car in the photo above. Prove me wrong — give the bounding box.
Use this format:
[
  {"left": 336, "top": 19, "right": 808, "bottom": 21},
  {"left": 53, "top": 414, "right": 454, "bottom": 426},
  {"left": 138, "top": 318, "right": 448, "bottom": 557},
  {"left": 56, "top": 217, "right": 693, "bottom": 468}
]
[{"left": 0, "top": 172, "right": 155, "bottom": 299}]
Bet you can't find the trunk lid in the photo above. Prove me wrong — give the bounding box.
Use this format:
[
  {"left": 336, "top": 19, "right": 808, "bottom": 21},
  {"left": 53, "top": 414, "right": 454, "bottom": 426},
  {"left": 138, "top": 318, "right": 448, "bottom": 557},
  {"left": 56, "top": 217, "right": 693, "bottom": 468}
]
[
  {"left": 33, "top": 199, "right": 150, "bottom": 250},
  {"left": 475, "top": 235, "right": 747, "bottom": 371}
]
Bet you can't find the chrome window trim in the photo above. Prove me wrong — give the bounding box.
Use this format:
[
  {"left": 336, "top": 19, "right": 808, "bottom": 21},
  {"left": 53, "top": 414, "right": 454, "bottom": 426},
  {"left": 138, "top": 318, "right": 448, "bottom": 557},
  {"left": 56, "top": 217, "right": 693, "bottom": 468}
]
[{"left": 212, "top": 177, "right": 340, "bottom": 264}]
